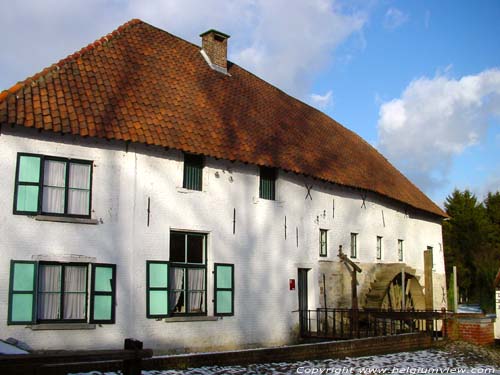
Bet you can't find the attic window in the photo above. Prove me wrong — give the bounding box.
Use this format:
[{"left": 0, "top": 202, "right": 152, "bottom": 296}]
[
  {"left": 259, "top": 167, "right": 276, "bottom": 200},
  {"left": 183, "top": 153, "right": 204, "bottom": 191}
]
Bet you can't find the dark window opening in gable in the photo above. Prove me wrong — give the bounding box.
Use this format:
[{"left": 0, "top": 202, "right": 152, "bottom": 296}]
[
  {"left": 259, "top": 166, "right": 276, "bottom": 200},
  {"left": 14, "top": 153, "right": 93, "bottom": 218},
  {"left": 183, "top": 153, "right": 204, "bottom": 191}
]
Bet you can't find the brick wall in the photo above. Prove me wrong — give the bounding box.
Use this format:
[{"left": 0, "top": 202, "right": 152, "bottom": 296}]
[
  {"left": 144, "top": 333, "right": 432, "bottom": 370},
  {"left": 445, "top": 316, "right": 495, "bottom": 346},
  {"left": 202, "top": 32, "right": 228, "bottom": 68}
]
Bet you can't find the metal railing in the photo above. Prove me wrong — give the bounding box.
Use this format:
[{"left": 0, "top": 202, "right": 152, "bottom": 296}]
[{"left": 297, "top": 308, "right": 449, "bottom": 340}]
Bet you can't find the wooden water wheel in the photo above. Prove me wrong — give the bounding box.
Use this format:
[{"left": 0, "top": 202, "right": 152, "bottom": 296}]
[{"left": 381, "top": 273, "right": 419, "bottom": 310}]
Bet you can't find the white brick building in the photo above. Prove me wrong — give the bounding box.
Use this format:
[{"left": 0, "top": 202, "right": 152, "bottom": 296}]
[{"left": 0, "top": 20, "right": 447, "bottom": 352}]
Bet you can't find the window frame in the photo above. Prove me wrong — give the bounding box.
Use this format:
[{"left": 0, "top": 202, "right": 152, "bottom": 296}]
[
  {"left": 36, "top": 261, "right": 89, "bottom": 324},
  {"left": 259, "top": 166, "right": 277, "bottom": 200},
  {"left": 376, "top": 236, "right": 383, "bottom": 260},
  {"left": 169, "top": 231, "right": 208, "bottom": 316},
  {"left": 398, "top": 239, "right": 404, "bottom": 261},
  {"left": 183, "top": 153, "right": 204, "bottom": 191},
  {"left": 13, "top": 153, "right": 93, "bottom": 219},
  {"left": 319, "top": 229, "right": 328, "bottom": 257},
  {"left": 350, "top": 233, "right": 358, "bottom": 259}
]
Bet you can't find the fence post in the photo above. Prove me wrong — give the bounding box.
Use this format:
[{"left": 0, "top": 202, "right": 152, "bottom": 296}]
[{"left": 123, "top": 338, "right": 143, "bottom": 375}]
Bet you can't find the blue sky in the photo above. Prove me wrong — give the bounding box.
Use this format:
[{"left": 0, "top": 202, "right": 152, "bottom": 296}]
[{"left": 1, "top": 0, "right": 499, "bottom": 207}]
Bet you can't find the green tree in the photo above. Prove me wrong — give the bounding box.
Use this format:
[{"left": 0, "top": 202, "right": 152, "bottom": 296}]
[
  {"left": 485, "top": 192, "right": 500, "bottom": 244},
  {"left": 443, "top": 189, "right": 498, "bottom": 311}
]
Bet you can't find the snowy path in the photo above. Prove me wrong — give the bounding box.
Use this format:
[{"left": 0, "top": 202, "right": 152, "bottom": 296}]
[{"left": 71, "top": 346, "right": 499, "bottom": 375}]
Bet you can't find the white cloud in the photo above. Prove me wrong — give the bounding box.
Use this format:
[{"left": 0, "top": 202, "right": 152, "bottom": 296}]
[
  {"left": 383, "top": 7, "right": 409, "bottom": 30},
  {"left": 230, "top": 0, "right": 366, "bottom": 98},
  {"left": 0, "top": 0, "right": 367, "bottom": 101},
  {"left": 377, "top": 68, "right": 500, "bottom": 192},
  {"left": 310, "top": 90, "right": 333, "bottom": 109}
]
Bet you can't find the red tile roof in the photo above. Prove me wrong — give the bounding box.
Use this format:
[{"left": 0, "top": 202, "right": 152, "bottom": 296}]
[{"left": 0, "top": 19, "right": 446, "bottom": 217}]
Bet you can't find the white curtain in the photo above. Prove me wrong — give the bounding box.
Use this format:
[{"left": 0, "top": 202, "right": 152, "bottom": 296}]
[
  {"left": 63, "top": 266, "right": 87, "bottom": 320},
  {"left": 188, "top": 269, "right": 205, "bottom": 313},
  {"left": 38, "top": 265, "right": 61, "bottom": 320},
  {"left": 68, "top": 164, "right": 90, "bottom": 215},
  {"left": 42, "top": 160, "right": 66, "bottom": 214},
  {"left": 169, "top": 268, "right": 185, "bottom": 313}
]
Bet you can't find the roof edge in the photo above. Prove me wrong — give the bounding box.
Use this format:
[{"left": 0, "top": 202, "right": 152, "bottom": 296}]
[{"left": 0, "top": 18, "right": 144, "bottom": 104}]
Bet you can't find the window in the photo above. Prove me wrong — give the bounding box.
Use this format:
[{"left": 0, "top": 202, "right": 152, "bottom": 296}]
[
  {"left": 350, "top": 233, "right": 357, "bottom": 258},
  {"left": 214, "top": 263, "right": 234, "bottom": 316},
  {"left": 8, "top": 260, "right": 115, "bottom": 325},
  {"left": 376, "top": 236, "right": 382, "bottom": 260},
  {"left": 183, "top": 153, "right": 203, "bottom": 191},
  {"left": 398, "top": 239, "right": 404, "bottom": 261},
  {"left": 259, "top": 166, "right": 276, "bottom": 200},
  {"left": 170, "top": 232, "right": 206, "bottom": 315},
  {"left": 147, "top": 232, "right": 235, "bottom": 318},
  {"left": 319, "top": 229, "right": 328, "bottom": 257},
  {"left": 14, "top": 153, "right": 92, "bottom": 218},
  {"left": 37, "top": 263, "right": 88, "bottom": 322}
]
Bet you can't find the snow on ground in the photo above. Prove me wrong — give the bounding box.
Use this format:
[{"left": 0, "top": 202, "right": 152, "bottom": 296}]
[
  {"left": 0, "top": 340, "right": 29, "bottom": 354},
  {"left": 70, "top": 346, "right": 499, "bottom": 375}
]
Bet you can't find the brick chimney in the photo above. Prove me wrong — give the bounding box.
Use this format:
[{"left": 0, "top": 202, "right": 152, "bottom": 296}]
[{"left": 200, "top": 29, "right": 230, "bottom": 74}]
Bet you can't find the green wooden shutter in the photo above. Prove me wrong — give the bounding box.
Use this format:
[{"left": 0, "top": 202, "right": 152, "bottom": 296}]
[
  {"left": 183, "top": 154, "right": 203, "bottom": 191},
  {"left": 214, "top": 263, "right": 234, "bottom": 316},
  {"left": 146, "top": 261, "right": 169, "bottom": 318},
  {"left": 90, "top": 264, "right": 116, "bottom": 324},
  {"left": 14, "top": 154, "right": 42, "bottom": 214},
  {"left": 8, "top": 261, "right": 37, "bottom": 324}
]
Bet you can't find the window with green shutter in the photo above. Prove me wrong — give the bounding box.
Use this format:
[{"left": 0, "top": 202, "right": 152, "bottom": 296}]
[
  {"left": 214, "top": 263, "right": 234, "bottom": 316},
  {"left": 146, "top": 261, "right": 170, "bottom": 318},
  {"left": 90, "top": 264, "right": 116, "bottom": 324},
  {"left": 14, "top": 153, "right": 93, "bottom": 218},
  {"left": 183, "top": 153, "right": 203, "bottom": 191},
  {"left": 8, "top": 261, "right": 37, "bottom": 324},
  {"left": 259, "top": 166, "right": 276, "bottom": 200},
  {"left": 8, "top": 261, "right": 116, "bottom": 325}
]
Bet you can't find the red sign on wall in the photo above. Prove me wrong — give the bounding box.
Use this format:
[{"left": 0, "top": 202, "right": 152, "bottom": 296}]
[{"left": 289, "top": 279, "right": 296, "bottom": 290}]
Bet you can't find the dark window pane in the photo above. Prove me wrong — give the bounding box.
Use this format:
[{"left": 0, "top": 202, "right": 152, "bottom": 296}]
[
  {"left": 187, "top": 235, "right": 204, "bottom": 263},
  {"left": 170, "top": 233, "right": 185, "bottom": 262}
]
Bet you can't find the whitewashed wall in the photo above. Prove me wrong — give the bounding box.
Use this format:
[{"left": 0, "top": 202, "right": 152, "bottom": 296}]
[{"left": 0, "top": 127, "right": 446, "bottom": 351}]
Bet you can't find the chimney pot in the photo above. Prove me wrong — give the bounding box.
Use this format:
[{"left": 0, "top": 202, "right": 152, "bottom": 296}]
[{"left": 200, "top": 29, "right": 230, "bottom": 73}]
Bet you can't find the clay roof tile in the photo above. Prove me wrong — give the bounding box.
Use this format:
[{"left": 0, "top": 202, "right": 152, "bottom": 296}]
[{"left": 0, "top": 19, "right": 446, "bottom": 217}]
